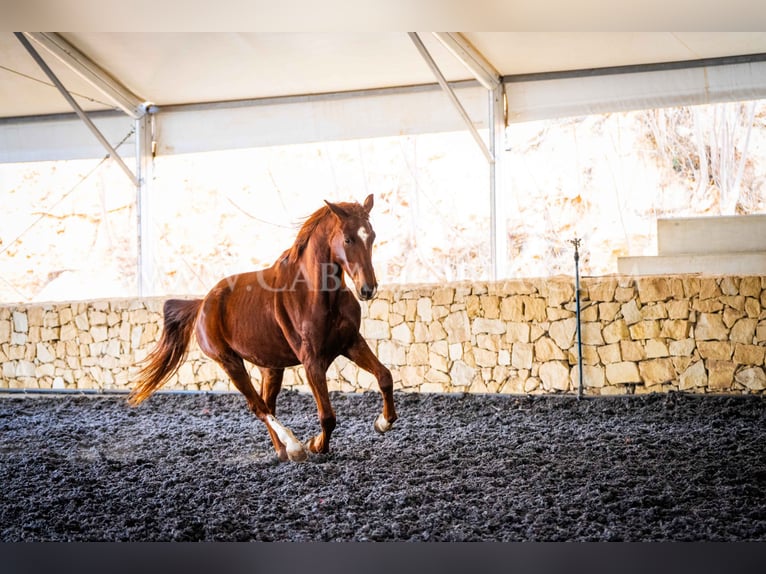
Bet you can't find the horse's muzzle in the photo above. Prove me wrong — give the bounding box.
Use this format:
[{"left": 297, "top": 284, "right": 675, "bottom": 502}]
[{"left": 359, "top": 284, "right": 377, "bottom": 300}]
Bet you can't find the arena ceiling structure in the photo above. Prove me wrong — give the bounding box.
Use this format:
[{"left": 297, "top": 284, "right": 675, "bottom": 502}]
[{"left": 2, "top": 32, "right": 766, "bottom": 290}]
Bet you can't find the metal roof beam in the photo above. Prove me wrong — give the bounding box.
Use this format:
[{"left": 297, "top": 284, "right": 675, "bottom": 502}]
[
  {"left": 432, "top": 33, "right": 501, "bottom": 91},
  {"left": 15, "top": 32, "right": 138, "bottom": 185},
  {"left": 24, "top": 32, "right": 148, "bottom": 119},
  {"left": 408, "top": 32, "right": 493, "bottom": 164}
]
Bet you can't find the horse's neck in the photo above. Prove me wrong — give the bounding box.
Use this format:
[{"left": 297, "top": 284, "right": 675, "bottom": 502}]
[{"left": 288, "top": 236, "right": 344, "bottom": 303}]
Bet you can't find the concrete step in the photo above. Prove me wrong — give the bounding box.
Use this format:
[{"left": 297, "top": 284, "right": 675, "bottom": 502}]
[
  {"left": 617, "top": 251, "right": 766, "bottom": 276},
  {"left": 658, "top": 214, "right": 766, "bottom": 256}
]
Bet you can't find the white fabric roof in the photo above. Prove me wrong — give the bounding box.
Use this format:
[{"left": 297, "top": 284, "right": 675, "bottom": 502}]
[{"left": 2, "top": 32, "right": 766, "bottom": 119}]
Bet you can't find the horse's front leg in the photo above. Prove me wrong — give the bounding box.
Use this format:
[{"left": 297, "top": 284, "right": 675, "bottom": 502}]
[
  {"left": 345, "top": 335, "right": 397, "bottom": 434},
  {"left": 303, "top": 360, "right": 337, "bottom": 454}
]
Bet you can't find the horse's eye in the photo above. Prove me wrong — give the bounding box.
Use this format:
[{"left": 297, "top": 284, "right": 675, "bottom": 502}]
[{"left": 344, "top": 236, "right": 352, "bottom": 245}]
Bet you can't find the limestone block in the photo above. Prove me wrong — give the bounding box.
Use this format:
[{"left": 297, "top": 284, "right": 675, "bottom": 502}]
[
  {"left": 637, "top": 277, "right": 672, "bottom": 302},
  {"left": 638, "top": 358, "right": 675, "bottom": 386},
  {"left": 523, "top": 297, "right": 547, "bottom": 322},
  {"left": 570, "top": 345, "right": 600, "bottom": 366},
  {"left": 570, "top": 364, "right": 605, "bottom": 388},
  {"left": 597, "top": 343, "right": 622, "bottom": 364},
  {"left": 362, "top": 319, "right": 390, "bottom": 340},
  {"left": 74, "top": 313, "right": 89, "bottom": 331},
  {"left": 498, "top": 349, "right": 511, "bottom": 366},
  {"left": 501, "top": 279, "right": 538, "bottom": 295},
  {"left": 745, "top": 298, "right": 760, "bottom": 318},
  {"left": 376, "top": 340, "right": 406, "bottom": 366},
  {"left": 587, "top": 278, "right": 617, "bottom": 302},
  {"left": 679, "top": 360, "right": 707, "bottom": 390},
  {"left": 660, "top": 319, "right": 690, "bottom": 340},
  {"left": 549, "top": 318, "right": 577, "bottom": 350},
  {"left": 428, "top": 351, "right": 449, "bottom": 373},
  {"left": 697, "top": 341, "right": 733, "bottom": 360},
  {"left": 449, "top": 361, "right": 475, "bottom": 387},
  {"left": 757, "top": 321, "right": 766, "bottom": 343},
  {"left": 640, "top": 303, "right": 667, "bottom": 320},
  {"left": 695, "top": 313, "right": 729, "bottom": 341},
  {"left": 412, "top": 322, "right": 429, "bottom": 343},
  {"left": 621, "top": 300, "right": 642, "bottom": 325},
  {"left": 466, "top": 296, "right": 481, "bottom": 318},
  {"left": 740, "top": 276, "right": 761, "bottom": 298},
  {"left": 17, "top": 360, "right": 35, "bottom": 377},
  {"left": 480, "top": 295, "right": 500, "bottom": 319},
  {"left": 473, "top": 348, "right": 497, "bottom": 368},
  {"left": 500, "top": 297, "right": 524, "bottom": 321},
  {"left": 734, "top": 367, "right": 766, "bottom": 390},
  {"left": 730, "top": 318, "right": 757, "bottom": 344},
  {"left": 413, "top": 297, "right": 431, "bottom": 322},
  {"left": 699, "top": 278, "right": 721, "bottom": 299},
  {"left": 472, "top": 317, "right": 506, "bottom": 335},
  {"left": 605, "top": 361, "right": 641, "bottom": 384},
  {"left": 580, "top": 304, "right": 599, "bottom": 322},
  {"left": 544, "top": 281, "right": 574, "bottom": 307},
  {"left": 539, "top": 361, "right": 570, "bottom": 391},
  {"left": 476, "top": 333, "right": 500, "bottom": 352},
  {"left": 3, "top": 362, "right": 15, "bottom": 378},
  {"left": 645, "top": 339, "right": 669, "bottom": 358},
  {"left": 629, "top": 320, "right": 660, "bottom": 340},
  {"left": 733, "top": 344, "right": 766, "bottom": 366},
  {"left": 511, "top": 343, "right": 533, "bottom": 370},
  {"left": 425, "top": 368, "right": 450, "bottom": 385},
  {"left": 407, "top": 343, "right": 429, "bottom": 366},
  {"left": 431, "top": 340, "right": 449, "bottom": 357},
  {"left": 695, "top": 299, "right": 725, "bottom": 314},
  {"left": 429, "top": 321, "right": 447, "bottom": 342},
  {"left": 0, "top": 320, "right": 9, "bottom": 341},
  {"left": 12, "top": 312, "right": 28, "bottom": 333},
  {"left": 35, "top": 343, "right": 54, "bottom": 363},
  {"left": 668, "top": 338, "right": 695, "bottom": 357},
  {"left": 449, "top": 343, "right": 462, "bottom": 361},
  {"left": 534, "top": 337, "right": 566, "bottom": 361},
  {"left": 505, "top": 322, "right": 530, "bottom": 343},
  {"left": 602, "top": 320, "right": 629, "bottom": 344},
  {"left": 367, "top": 299, "right": 389, "bottom": 321},
  {"left": 615, "top": 286, "right": 635, "bottom": 302},
  {"left": 443, "top": 310, "right": 471, "bottom": 343},
  {"left": 720, "top": 277, "right": 739, "bottom": 296},
  {"left": 721, "top": 295, "right": 745, "bottom": 312},
  {"left": 666, "top": 300, "right": 690, "bottom": 320},
  {"left": 599, "top": 302, "right": 621, "bottom": 322},
  {"left": 707, "top": 360, "right": 736, "bottom": 390},
  {"left": 432, "top": 287, "right": 454, "bottom": 306}
]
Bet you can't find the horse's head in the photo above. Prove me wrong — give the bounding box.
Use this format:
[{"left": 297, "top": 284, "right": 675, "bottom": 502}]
[{"left": 324, "top": 194, "right": 378, "bottom": 301}]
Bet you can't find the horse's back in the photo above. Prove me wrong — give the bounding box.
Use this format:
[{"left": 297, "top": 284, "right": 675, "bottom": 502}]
[{"left": 198, "top": 269, "right": 300, "bottom": 368}]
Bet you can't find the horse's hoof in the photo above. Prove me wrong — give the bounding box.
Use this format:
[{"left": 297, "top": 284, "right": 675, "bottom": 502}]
[
  {"left": 374, "top": 413, "right": 393, "bottom": 434},
  {"left": 287, "top": 443, "right": 308, "bottom": 462}
]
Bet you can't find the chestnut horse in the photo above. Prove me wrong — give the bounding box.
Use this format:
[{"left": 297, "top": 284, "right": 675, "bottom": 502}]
[{"left": 128, "top": 194, "right": 397, "bottom": 462}]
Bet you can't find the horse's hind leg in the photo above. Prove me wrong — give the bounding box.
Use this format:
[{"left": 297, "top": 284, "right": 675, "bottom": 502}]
[
  {"left": 218, "top": 355, "right": 306, "bottom": 462},
  {"left": 259, "top": 367, "right": 284, "bottom": 415},
  {"left": 345, "top": 336, "right": 397, "bottom": 434}
]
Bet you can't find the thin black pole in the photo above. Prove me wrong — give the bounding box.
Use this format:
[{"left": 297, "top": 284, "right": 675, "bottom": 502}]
[{"left": 569, "top": 237, "right": 584, "bottom": 399}]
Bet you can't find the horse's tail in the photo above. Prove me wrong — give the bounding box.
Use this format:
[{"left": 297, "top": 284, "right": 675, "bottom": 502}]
[{"left": 128, "top": 298, "right": 203, "bottom": 406}]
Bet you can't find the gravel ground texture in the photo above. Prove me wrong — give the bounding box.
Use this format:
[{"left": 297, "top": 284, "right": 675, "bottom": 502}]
[{"left": 1, "top": 390, "right": 764, "bottom": 541}]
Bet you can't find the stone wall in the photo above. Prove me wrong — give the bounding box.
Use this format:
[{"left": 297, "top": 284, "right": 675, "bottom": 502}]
[{"left": 1, "top": 275, "right": 765, "bottom": 395}]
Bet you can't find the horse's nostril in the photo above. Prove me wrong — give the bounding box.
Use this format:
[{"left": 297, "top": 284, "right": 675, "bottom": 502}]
[{"left": 361, "top": 285, "right": 375, "bottom": 299}]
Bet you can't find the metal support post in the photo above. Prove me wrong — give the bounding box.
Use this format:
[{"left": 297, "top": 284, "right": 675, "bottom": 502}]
[
  {"left": 570, "top": 237, "right": 584, "bottom": 399},
  {"left": 136, "top": 112, "right": 156, "bottom": 297}
]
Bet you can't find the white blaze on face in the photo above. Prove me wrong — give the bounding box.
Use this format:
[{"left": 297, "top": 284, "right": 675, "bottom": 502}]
[{"left": 357, "top": 226, "right": 370, "bottom": 247}]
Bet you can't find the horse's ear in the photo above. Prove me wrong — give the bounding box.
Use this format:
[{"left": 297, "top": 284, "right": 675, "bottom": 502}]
[
  {"left": 362, "top": 193, "right": 374, "bottom": 214},
  {"left": 324, "top": 200, "right": 349, "bottom": 220}
]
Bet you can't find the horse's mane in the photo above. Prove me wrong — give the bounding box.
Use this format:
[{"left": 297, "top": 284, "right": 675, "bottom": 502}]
[{"left": 282, "top": 202, "right": 368, "bottom": 264}]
